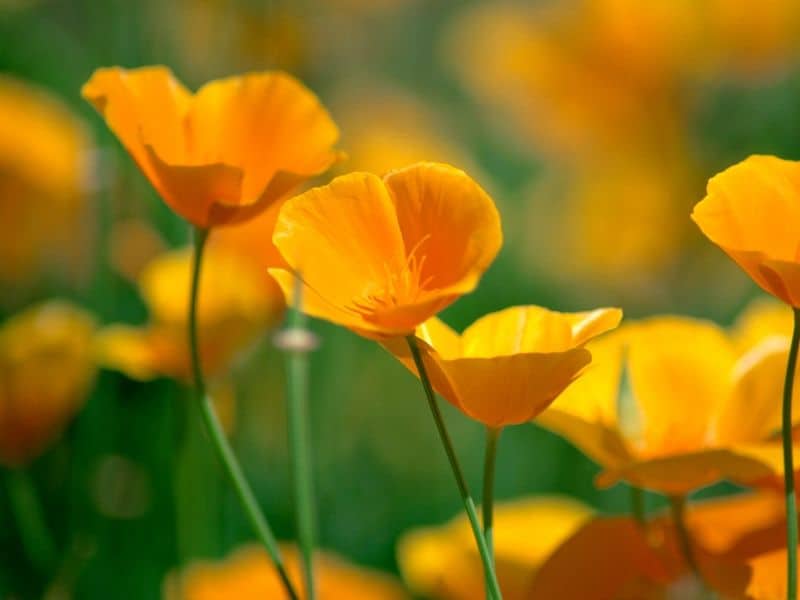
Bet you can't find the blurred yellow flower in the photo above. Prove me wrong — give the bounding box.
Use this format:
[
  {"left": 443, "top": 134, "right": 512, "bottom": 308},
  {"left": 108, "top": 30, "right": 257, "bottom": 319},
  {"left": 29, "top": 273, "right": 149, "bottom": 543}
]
[
  {"left": 82, "top": 66, "right": 341, "bottom": 228},
  {"left": 530, "top": 490, "right": 787, "bottom": 599},
  {"left": 269, "top": 162, "right": 502, "bottom": 339},
  {"left": 95, "top": 244, "right": 283, "bottom": 381},
  {"left": 385, "top": 306, "right": 621, "bottom": 428},
  {"left": 165, "top": 544, "right": 409, "bottom": 599},
  {"left": 0, "top": 301, "right": 96, "bottom": 467},
  {"left": 538, "top": 312, "right": 800, "bottom": 494},
  {"left": 0, "top": 75, "right": 92, "bottom": 287},
  {"left": 397, "top": 496, "right": 592, "bottom": 600},
  {"left": 693, "top": 154, "right": 800, "bottom": 308}
]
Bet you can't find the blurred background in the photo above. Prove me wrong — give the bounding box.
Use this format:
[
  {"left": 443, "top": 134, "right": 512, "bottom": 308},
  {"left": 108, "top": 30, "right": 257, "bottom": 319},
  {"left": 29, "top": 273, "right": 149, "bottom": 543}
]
[{"left": 2, "top": 0, "right": 800, "bottom": 597}]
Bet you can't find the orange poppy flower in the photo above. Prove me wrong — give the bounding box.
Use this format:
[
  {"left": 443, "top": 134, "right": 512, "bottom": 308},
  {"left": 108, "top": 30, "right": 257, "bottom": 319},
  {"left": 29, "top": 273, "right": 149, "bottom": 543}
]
[
  {"left": 397, "top": 496, "right": 593, "bottom": 600},
  {"left": 384, "top": 306, "right": 621, "bottom": 428},
  {"left": 82, "top": 66, "right": 341, "bottom": 228},
  {"left": 268, "top": 162, "right": 502, "bottom": 339},
  {"left": 537, "top": 311, "right": 800, "bottom": 494},
  {"left": 692, "top": 155, "right": 800, "bottom": 307},
  {"left": 529, "top": 490, "right": 787, "bottom": 599},
  {"left": 164, "top": 544, "right": 409, "bottom": 599},
  {"left": 0, "top": 301, "right": 96, "bottom": 467}
]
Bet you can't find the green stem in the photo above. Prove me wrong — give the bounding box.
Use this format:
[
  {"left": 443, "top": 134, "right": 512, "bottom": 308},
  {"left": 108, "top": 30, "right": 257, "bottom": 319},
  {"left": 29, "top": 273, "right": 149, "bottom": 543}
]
[
  {"left": 669, "top": 496, "right": 704, "bottom": 587},
  {"left": 189, "top": 227, "right": 298, "bottom": 600},
  {"left": 5, "top": 469, "right": 56, "bottom": 572},
  {"left": 482, "top": 426, "right": 501, "bottom": 568},
  {"left": 406, "top": 336, "right": 503, "bottom": 600},
  {"left": 783, "top": 307, "right": 800, "bottom": 600},
  {"left": 284, "top": 275, "right": 317, "bottom": 600},
  {"left": 630, "top": 486, "right": 646, "bottom": 527}
]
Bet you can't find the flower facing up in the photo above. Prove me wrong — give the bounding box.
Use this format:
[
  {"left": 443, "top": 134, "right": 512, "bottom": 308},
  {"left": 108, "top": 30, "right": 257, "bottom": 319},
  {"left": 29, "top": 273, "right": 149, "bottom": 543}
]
[
  {"left": 269, "top": 162, "right": 503, "bottom": 339},
  {"left": 95, "top": 244, "right": 284, "bottom": 382},
  {"left": 0, "top": 301, "right": 96, "bottom": 467},
  {"left": 692, "top": 155, "right": 800, "bottom": 307},
  {"left": 164, "top": 544, "right": 409, "bottom": 599},
  {"left": 82, "top": 66, "right": 341, "bottom": 228},
  {"left": 397, "top": 496, "right": 593, "bottom": 600},
  {"left": 537, "top": 310, "right": 800, "bottom": 494},
  {"left": 529, "top": 490, "right": 789, "bottom": 599},
  {"left": 384, "top": 306, "right": 621, "bottom": 428}
]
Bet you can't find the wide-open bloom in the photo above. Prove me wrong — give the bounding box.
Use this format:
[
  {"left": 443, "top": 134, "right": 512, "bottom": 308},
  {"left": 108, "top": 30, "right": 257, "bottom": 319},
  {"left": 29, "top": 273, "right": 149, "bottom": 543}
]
[
  {"left": 384, "top": 306, "right": 621, "bottom": 427},
  {"left": 0, "top": 301, "right": 96, "bottom": 467},
  {"left": 692, "top": 155, "right": 800, "bottom": 307},
  {"left": 529, "top": 490, "right": 789, "bottom": 599},
  {"left": 0, "top": 75, "right": 92, "bottom": 288},
  {"left": 269, "top": 162, "right": 502, "bottom": 339},
  {"left": 164, "top": 544, "right": 409, "bottom": 599},
  {"left": 397, "top": 496, "right": 592, "bottom": 600},
  {"left": 82, "top": 66, "right": 340, "bottom": 228},
  {"left": 95, "top": 244, "right": 284, "bottom": 381},
  {"left": 538, "top": 310, "right": 800, "bottom": 494}
]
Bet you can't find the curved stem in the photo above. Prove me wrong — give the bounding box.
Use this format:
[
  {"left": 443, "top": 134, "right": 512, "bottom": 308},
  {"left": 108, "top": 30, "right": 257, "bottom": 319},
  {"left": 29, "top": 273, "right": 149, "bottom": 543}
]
[
  {"left": 5, "top": 468, "right": 56, "bottom": 572},
  {"left": 406, "top": 336, "right": 503, "bottom": 600},
  {"left": 669, "top": 495, "right": 704, "bottom": 587},
  {"left": 284, "top": 275, "right": 316, "bottom": 599},
  {"left": 189, "top": 227, "right": 298, "bottom": 600},
  {"left": 783, "top": 307, "right": 800, "bottom": 600},
  {"left": 482, "top": 426, "right": 501, "bottom": 567}
]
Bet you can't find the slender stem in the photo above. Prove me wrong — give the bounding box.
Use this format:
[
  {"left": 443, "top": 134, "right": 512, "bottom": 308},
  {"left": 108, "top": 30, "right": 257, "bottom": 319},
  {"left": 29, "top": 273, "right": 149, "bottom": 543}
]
[
  {"left": 630, "top": 486, "right": 646, "bottom": 527},
  {"left": 783, "top": 307, "right": 800, "bottom": 600},
  {"left": 406, "top": 336, "right": 503, "bottom": 600},
  {"left": 188, "top": 227, "right": 299, "bottom": 600},
  {"left": 284, "top": 274, "right": 316, "bottom": 600},
  {"left": 5, "top": 469, "right": 56, "bottom": 571},
  {"left": 482, "top": 426, "right": 501, "bottom": 566},
  {"left": 669, "top": 495, "right": 704, "bottom": 587}
]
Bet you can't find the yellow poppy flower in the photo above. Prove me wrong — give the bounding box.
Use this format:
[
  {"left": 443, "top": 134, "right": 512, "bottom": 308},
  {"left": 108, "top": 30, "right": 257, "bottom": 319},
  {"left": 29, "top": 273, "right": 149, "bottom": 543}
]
[
  {"left": 269, "top": 162, "right": 502, "bottom": 339},
  {"left": 530, "top": 490, "right": 787, "bottom": 599},
  {"left": 397, "top": 496, "right": 592, "bottom": 600},
  {"left": 692, "top": 155, "right": 800, "bottom": 308},
  {"left": 82, "top": 66, "right": 341, "bottom": 228},
  {"left": 95, "top": 244, "right": 284, "bottom": 381},
  {"left": 0, "top": 301, "right": 96, "bottom": 467},
  {"left": 538, "top": 313, "right": 800, "bottom": 494},
  {"left": 384, "top": 306, "right": 621, "bottom": 428},
  {"left": 0, "top": 75, "right": 92, "bottom": 286},
  {"left": 164, "top": 544, "right": 409, "bottom": 599}
]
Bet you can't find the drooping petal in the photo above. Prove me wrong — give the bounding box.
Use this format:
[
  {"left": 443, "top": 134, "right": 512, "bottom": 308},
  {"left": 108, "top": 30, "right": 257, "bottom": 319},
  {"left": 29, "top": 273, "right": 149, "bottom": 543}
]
[{"left": 383, "top": 162, "right": 502, "bottom": 293}]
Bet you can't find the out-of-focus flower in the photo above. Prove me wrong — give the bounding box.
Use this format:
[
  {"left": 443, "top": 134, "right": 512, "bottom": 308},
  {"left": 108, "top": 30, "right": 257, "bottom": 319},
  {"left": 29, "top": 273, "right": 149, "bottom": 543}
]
[
  {"left": 0, "top": 301, "right": 96, "bottom": 467},
  {"left": 82, "top": 66, "right": 341, "bottom": 228},
  {"left": 693, "top": 155, "right": 800, "bottom": 308},
  {"left": 530, "top": 490, "right": 787, "bottom": 599},
  {"left": 397, "top": 496, "right": 592, "bottom": 600},
  {"left": 538, "top": 313, "right": 800, "bottom": 494},
  {"left": 0, "top": 75, "right": 92, "bottom": 287},
  {"left": 333, "top": 86, "right": 471, "bottom": 176},
  {"left": 95, "top": 244, "right": 283, "bottom": 381},
  {"left": 108, "top": 218, "right": 168, "bottom": 283},
  {"left": 385, "top": 306, "right": 621, "bottom": 428},
  {"left": 164, "top": 544, "right": 409, "bottom": 599},
  {"left": 732, "top": 298, "right": 791, "bottom": 354},
  {"left": 269, "top": 162, "right": 502, "bottom": 339}
]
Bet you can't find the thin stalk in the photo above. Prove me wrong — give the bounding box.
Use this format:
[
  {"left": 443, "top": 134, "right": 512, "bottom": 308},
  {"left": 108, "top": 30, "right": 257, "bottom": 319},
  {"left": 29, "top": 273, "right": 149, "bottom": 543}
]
[
  {"left": 669, "top": 496, "right": 704, "bottom": 587},
  {"left": 5, "top": 469, "right": 56, "bottom": 571},
  {"left": 482, "top": 426, "right": 501, "bottom": 565},
  {"left": 630, "top": 486, "right": 646, "bottom": 527},
  {"left": 783, "top": 307, "right": 800, "bottom": 600},
  {"left": 188, "top": 227, "right": 298, "bottom": 600},
  {"left": 406, "top": 336, "right": 503, "bottom": 600},
  {"left": 284, "top": 275, "right": 317, "bottom": 599}
]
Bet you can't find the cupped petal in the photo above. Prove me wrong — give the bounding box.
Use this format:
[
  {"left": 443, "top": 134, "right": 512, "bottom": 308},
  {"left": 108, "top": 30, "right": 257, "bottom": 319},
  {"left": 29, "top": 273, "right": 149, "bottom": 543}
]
[
  {"left": 692, "top": 155, "right": 800, "bottom": 261},
  {"left": 566, "top": 308, "right": 624, "bottom": 346},
  {"left": 273, "top": 172, "right": 407, "bottom": 324},
  {"left": 596, "top": 443, "right": 793, "bottom": 494},
  {"left": 82, "top": 66, "right": 191, "bottom": 167},
  {"left": 758, "top": 257, "right": 800, "bottom": 308},
  {"left": 627, "top": 317, "right": 737, "bottom": 457},
  {"left": 383, "top": 162, "right": 502, "bottom": 293},
  {"left": 188, "top": 72, "right": 341, "bottom": 203},
  {"left": 414, "top": 317, "right": 462, "bottom": 359}
]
